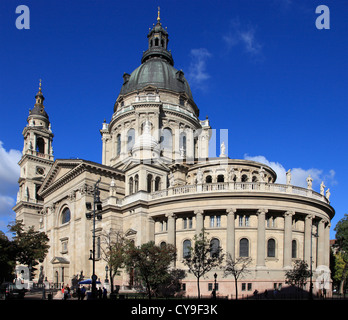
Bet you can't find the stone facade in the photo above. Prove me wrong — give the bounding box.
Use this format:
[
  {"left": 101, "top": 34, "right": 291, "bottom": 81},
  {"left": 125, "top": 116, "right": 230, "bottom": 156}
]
[{"left": 14, "top": 14, "right": 334, "bottom": 298}]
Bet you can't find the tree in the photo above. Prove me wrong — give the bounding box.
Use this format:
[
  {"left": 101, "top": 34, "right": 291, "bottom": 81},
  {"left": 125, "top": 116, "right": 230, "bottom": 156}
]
[
  {"left": 285, "top": 260, "right": 312, "bottom": 290},
  {"left": 156, "top": 268, "right": 186, "bottom": 297},
  {"left": 0, "top": 231, "right": 17, "bottom": 282},
  {"left": 223, "top": 253, "right": 251, "bottom": 300},
  {"left": 334, "top": 214, "right": 348, "bottom": 294},
  {"left": 182, "top": 230, "right": 224, "bottom": 298},
  {"left": 125, "top": 241, "right": 176, "bottom": 299},
  {"left": 8, "top": 220, "right": 49, "bottom": 278},
  {"left": 100, "top": 229, "right": 127, "bottom": 293}
]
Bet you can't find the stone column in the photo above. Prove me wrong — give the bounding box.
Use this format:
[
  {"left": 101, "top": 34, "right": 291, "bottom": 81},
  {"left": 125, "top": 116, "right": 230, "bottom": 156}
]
[
  {"left": 194, "top": 210, "right": 204, "bottom": 236},
  {"left": 283, "top": 211, "right": 294, "bottom": 268},
  {"left": 166, "top": 212, "right": 176, "bottom": 245},
  {"left": 317, "top": 219, "right": 326, "bottom": 266},
  {"left": 324, "top": 222, "right": 330, "bottom": 266},
  {"left": 226, "top": 208, "right": 236, "bottom": 260},
  {"left": 147, "top": 217, "right": 155, "bottom": 242},
  {"left": 304, "top": 215, "right": 314, "bottom": 265},
  {"left": 256, "top": 208, "right": 267, "bottom": 268}
]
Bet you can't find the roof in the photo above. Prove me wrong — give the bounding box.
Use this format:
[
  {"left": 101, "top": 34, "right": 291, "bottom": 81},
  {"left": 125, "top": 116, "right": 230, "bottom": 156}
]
[{"left": 119, "top": 58, "right": 193, "bottom": 100}]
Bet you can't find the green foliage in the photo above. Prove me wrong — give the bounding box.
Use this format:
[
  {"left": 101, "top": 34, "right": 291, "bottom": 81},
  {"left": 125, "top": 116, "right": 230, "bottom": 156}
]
[
  {"left": 0, "top": 231, "right": 17, "bottom": 282},
  {"left": 8, "top": 220, "right": 49, "bottom": 276},
  {"left": 334, "top": 213, "right": 348, "bottom": 261},
  {"left": 333, "top": 252, "right": 346, "bottom": 282},
  {"left": 100, "top": 230, "right": 128, "bottom": 293},
  {"left": 285, "top": 260, "right": 312, "bottom": 288},
  {"left": 182, "top": 230, "right": 224, "bottom": 298},
  {"left": 125, "top": 241, "right": 177, "bottom": 299},
  {"left": 333, "top": 214, "right": 348, "bottom": 294}
]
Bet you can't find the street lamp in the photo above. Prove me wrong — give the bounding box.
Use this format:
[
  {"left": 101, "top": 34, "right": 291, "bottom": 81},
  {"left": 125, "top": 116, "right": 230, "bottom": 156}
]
[
  {"left": 309, "top": 225, "right": 318, "bottom": 300},
  {"left": 213, "top": 273, "right": 217, "bottom": 299},
  {"left": 105, "top": 265, "right": 109, "bottom": 283},
  {"left": 85, "top": 177, "right": 103, "bottom": 299}
]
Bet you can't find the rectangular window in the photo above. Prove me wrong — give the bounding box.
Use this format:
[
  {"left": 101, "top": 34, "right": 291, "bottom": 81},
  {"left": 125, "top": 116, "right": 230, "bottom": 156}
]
[
  {"left": 216, "top": 216, "right": 221, "bottom": 227},
  {"left": 242, "top": 283, "right": 246, "bottom": 291},
  {"left": 210, "top": 216, "right": 215, "bottom": 228},
  {"left": 182, "top": 283, "right": 186, "bottom": 291},
  {"left": 245, "top": 216, "right": 249, "bottom": 227},
  {"left": 183, "top": 218, "right": 187, "bottom": 229},
  {"left": 239, "top": 215, "right": 243, "bottom": 227},
  {"left": 208, "top": 283, "right": 219, "bottom": 291},
  {"left": 247, "top": 283, "right": 252, "bottom": 291},
  {"left": 188, "top": 217, "right": 192, "bottom": 229}
]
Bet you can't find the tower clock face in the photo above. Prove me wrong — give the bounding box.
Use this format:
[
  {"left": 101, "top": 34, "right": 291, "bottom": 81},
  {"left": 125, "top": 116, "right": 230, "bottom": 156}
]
[{"left": 36, "top": 167, "right": 45, "bottom": 175}]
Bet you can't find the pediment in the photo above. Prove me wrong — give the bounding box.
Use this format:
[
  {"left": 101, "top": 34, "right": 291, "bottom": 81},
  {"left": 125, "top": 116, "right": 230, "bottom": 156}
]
[
  {"left": 39, "top": 159, "right": 83, "bottom": 196},
  {"left": 51, "top": 256, "right": 70, "bottom": 264},
  {"left": 38, "top": 159, "right": 124, "bottom": 198},
  {"left": 125, "top": 228, "right": 137, "bottom": 237}
]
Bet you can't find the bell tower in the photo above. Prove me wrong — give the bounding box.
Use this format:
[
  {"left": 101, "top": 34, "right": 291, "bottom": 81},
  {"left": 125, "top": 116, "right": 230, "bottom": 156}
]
[{"left": 13, "top": 80, "right": 54, "bottom": 229}]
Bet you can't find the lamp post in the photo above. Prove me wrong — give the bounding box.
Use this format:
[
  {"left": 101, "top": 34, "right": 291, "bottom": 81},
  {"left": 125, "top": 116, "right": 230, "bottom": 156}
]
[
  {"left": 213, "top": 273, "right": 217, "bottom": 299},
  {"left": 309, "top": 225, "right": 318, "bottom": 300},
  {"left": 86, "top": 177, "right": 102, "bottom": 299},
  {"left": 105, "top": 265, "right": 109, "bottom": 283}
]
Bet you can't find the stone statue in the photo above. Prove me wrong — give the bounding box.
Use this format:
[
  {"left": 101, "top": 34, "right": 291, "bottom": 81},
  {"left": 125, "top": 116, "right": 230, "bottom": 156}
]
[
  {"left": 259, "top": 167, "right": 266, "bottom": 183},
  {"left": 180, "top": 146, "right": 185, "bottom": 157},
  {"left": 220, "top": 142, "right": 226, "bottom": 157},
  {"left": 320, "top": 181, "right": 326, "bottom": 195},
  {"left": 306, "top": 175, "right": 313, "bottom": 189},
  {"left": 228, "top": 168, "right": 235, "bottom": 182},
  {"left": 169, "top": 172, "right": 175, "bottom": 187},
  {"left": 286, "top": 169, "right": 291, "bottom": 185},
  {"left": 196, "top": 168, "right": 203, "bottom": 184},
  {"left": 325, "top": 188, "right": 331, "bottom": 201}
]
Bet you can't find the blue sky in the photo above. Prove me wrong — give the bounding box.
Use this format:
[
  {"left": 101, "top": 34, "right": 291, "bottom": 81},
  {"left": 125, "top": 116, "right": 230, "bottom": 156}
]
[{"left": 0, "top": 0, "right": 347, "bottom": 239}]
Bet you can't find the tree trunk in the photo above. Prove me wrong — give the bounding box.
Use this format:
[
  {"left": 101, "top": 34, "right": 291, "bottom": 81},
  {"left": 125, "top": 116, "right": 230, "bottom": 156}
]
[
  {"left": 147, "top": 280, "right": 152, "bottom": 300},
  {"left": 234, "top": 277, "right": 238, "bottom": 300},
  {"left": 197, "top": 277, "right": 201, "bottom": 299},
  {"left": 110, "top": 270, "right": 114, "bottom": 293}
]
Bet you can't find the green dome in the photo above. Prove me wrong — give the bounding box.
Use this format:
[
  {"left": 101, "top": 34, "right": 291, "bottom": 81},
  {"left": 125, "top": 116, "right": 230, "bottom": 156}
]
[{"left": 119, "top": 58, "right": 193, "bottom": 100}]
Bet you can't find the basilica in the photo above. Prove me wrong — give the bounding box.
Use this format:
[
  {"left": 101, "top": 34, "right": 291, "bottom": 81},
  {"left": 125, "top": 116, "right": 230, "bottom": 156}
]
[{"left": 14, "top": 12, "right": 334, "bottom": 298}]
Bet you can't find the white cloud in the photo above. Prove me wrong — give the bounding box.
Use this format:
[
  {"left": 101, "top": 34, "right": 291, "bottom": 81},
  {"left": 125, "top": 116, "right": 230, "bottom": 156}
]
[
  {"left": 0, "top": 141, "right": 21, "bottom": 218},
  {"left": 187, "top": 48, "right": 212, "bottom": 87},
  {"left": 223, "top": 19, "right": 262, "bottom": 56},
  {"left": 244, "top": 154, "right": 337, "bottom": 189}
]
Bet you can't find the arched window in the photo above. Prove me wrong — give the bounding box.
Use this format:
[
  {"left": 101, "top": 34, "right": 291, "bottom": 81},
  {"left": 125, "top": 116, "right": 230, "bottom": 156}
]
[
  {"left": 160, "top": 128, "right": 172, "bottom": 151},
  {"left": 155, "top": 177, "right": 161, "bottom": 191},
  {"left": 292, "top": 240, "right": 297, "bottom": 258},
  {"left": 160, "top": 241, "right": 166, "bottom": 249},
  {"left": 129, "top": 177, "right": 134, "bottom": 195},
  {"left": 61, "top": 207, "right": 71, "bottom": 224},
  {"left": 206, "top": 175, "right": 212, "bottom": 183},
  {"left": 210, "top": 238, "right": 220, "bottom": 258},
  {"left": 267, "top": 239, "right": 276, "bottom": 257},
  {"left": 239, "top": 238, "right": 249, "bottom": 257},
  {"left": 217, "top": 175, "right": 224, "bottom": 182},
  {"left": 179, "top": 132, "right": 187, "bottom": 155},
  {"left": 116, "top": 134, "right": 121, "bottom": 156},
  {"left": 147, "top": 174, "right": 153, "bottom": 193},
  {"left": 127, "top": 129, "right": 135, "bottom": 151},
  {"left": 183, "top": 240, "right": 191, "bottom": 259},
  {"left": 241, "top": 174, "right": 248, "bottom": 182},
  {"left": 134, "top": 175, "right": 139, "bottom": 193},
  {"left": 36, "top": 137, "right": 45, "bottom": 154}
]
